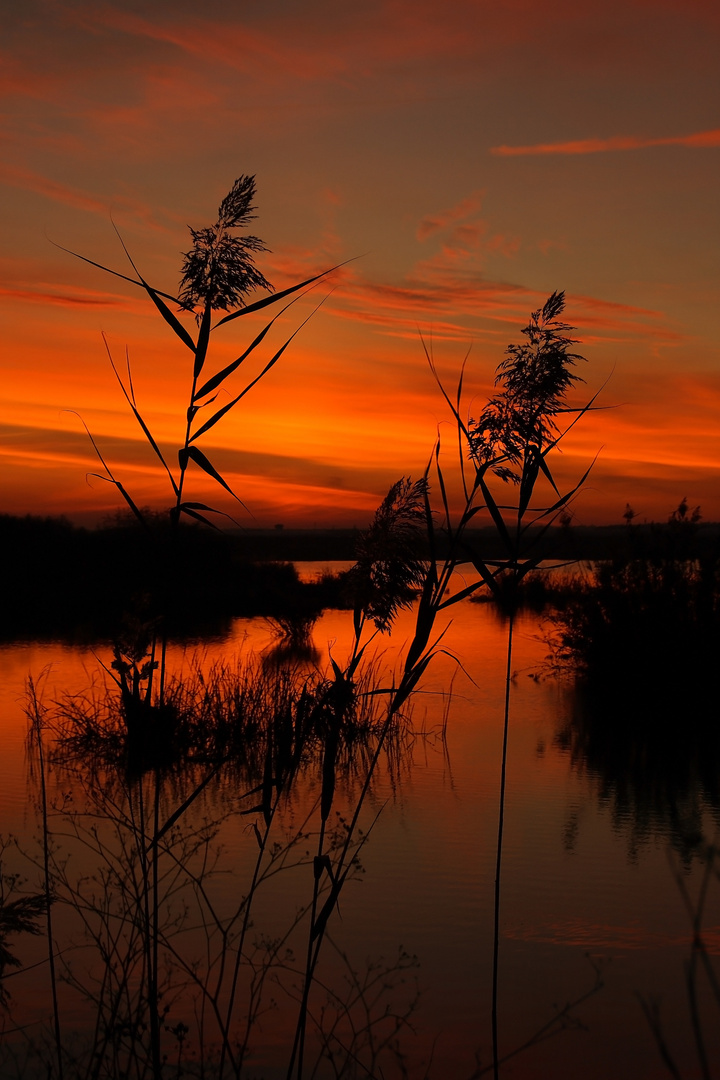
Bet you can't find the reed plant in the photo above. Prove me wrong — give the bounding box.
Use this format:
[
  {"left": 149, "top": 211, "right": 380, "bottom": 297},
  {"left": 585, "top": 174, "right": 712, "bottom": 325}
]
[
  {"left": 59, "top": 175, "right": 338, "bottom": 738},
  {"left": 20, "top": 643, "right": 419, "bottom": 1079},
  {"left": 26, "top": 172, "right": 602, "bottom": 1076},
  {"left": 282, "top": 292, "right": 599, "bottom": 1079}
]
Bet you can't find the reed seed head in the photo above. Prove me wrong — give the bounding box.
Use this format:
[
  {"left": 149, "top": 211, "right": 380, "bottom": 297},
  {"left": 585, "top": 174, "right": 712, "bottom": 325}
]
[
  {"left": 178, "top": 175, "right": 274, "bottom": 313},
  {"left": 350, "top": 477, "right": 429, "bottom": 632},
  {"left": 468, "top": 291, "right": 586, "bottom": 481}
]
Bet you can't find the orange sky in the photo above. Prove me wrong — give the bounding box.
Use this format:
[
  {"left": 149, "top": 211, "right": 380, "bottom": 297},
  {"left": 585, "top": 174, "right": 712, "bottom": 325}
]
[{"left": 2, "top": 0, "right": 719, "bottom": 527}]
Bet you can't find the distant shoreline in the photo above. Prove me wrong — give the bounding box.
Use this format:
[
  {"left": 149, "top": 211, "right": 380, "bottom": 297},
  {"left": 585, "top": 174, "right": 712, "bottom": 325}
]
[{"left": 5, "top": 511, "right": 720, "bottom": 561}]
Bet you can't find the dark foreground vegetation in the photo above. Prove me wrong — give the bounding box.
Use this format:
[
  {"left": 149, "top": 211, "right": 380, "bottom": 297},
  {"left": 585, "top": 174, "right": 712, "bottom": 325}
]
[
  {"left": 5, "top": 509, "right": 720, "bottom": 643},
  {"left": 548, "top": 500, "right": 720, "bottom": 709},
  {"left": 3, "top": 176, "right": 718, "bottom": 1080},
  {"left": 0, "top": 513, "right": 350, "bottom": 641}
]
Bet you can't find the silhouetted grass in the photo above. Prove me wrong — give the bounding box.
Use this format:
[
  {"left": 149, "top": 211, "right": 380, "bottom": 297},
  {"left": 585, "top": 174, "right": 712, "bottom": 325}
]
[
  {"left": 0, "top": 513, "right": 351, "bottom": 643},
  {"left": 10, "top": 172, "right": 615, "bottom": 1077},
  {"left": 549, "top": 508, "right": 720, "bottom": 709},
  {"left": 36, "top": 652, "right": 408, "bottom": 779}
]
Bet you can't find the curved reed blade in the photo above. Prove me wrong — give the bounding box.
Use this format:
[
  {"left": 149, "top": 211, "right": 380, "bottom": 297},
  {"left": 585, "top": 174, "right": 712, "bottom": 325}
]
[
  {"left": 52, "top": 235, "right": 196, "bottom": 352},
  {"left": 189, "top": 294, "right": 331, "bottom": 443},
  {"left": 478, "top": 477, "right": 514, "bottom": 557},
  {"left": 112, "top": 221, "right": 197, "bottom": 354},
  {"left": 195, "top": 291, "right": 311, "bottom": 400},
  {"left": 102, "top": 336, "right": 180, "bottom": 497},
  {"left": 178, "top": 446, "right": 250, "bottom": 511},
  {"left": 88, "top": 473, "right": 147, "bottom": 527},
  {"left": 212, "top": 260, "right": 349, "bottom": 329},
  {"left": 193, "top": 302, "right": 212, "bottom": 379}
]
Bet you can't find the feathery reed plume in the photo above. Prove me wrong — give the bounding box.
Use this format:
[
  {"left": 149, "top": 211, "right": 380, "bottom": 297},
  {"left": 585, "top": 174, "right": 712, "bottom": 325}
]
[
  {"left": 348, "top": 476, "right": 429, "bottom": 633},
  {"left": 57, "top": 176, "right": 339, "bottom": 725},
  {"left": 178, "top": 175, "right": 274, "bottom": 314},
  {"left": 287, "top": 293, "right": 598, "bottom": 1080}
]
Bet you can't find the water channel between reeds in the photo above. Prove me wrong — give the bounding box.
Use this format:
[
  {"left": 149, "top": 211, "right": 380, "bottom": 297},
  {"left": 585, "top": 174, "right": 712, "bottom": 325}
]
[{"left": 0, "top": 563, "right": 718, "bottom": 1079}]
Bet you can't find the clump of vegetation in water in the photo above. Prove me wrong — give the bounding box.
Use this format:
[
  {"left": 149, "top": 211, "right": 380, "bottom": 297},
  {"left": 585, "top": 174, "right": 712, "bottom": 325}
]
[{"left": 549, "top": 498, "right": 720, "bottom": 709}]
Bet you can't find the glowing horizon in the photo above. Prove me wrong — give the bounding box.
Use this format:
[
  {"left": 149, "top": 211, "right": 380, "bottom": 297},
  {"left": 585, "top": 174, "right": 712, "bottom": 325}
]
[{"left": 2, "top": 0, "right": 719, "bottom": 529}]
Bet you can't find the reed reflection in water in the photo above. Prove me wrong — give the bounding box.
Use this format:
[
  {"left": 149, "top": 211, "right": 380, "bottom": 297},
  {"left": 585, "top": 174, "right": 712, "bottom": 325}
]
[{"left": 0, "top": 596, "right": 718, "bottom": 1078}]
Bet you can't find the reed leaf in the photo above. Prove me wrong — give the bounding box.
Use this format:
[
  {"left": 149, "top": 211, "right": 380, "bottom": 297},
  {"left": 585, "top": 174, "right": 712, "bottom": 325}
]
[
  {"left": 423, "top": 337, "right": 472, "bottom": 440},
  {"left": 212, "top": 263, "right": 343, "bottom": 329},
  {"left": 103, "top": 336, "right": 179, "bottom": 497},
  {"left": 403, "top": 591, "right": 437, "bottom": 673},
  {"left": 49, "top": 240, "right": 185, "bottom": 311},
  {"left": 111, "top": 224, "right": 198, "bottom": 354},
  {"left": 178, "top": 500, "right": 235, "bottom": 520},
  {"left": 478, "top": 476, "right": 515, "bottom": 557},
  {"left": 438, "top": 577, "right": 488, "bottom": 608},
  {"left": 434, "top": 440, "right": 453, "bottom": 535},
  {"left": 89, "top": 474, "right": 147, "bottom": 527},
  {"left": 394, "top": 648, "right": 440, "bottom": 712},
  {"left": 518, "top": 451, "right": 541, "bottom": 519},
  {"left": 177, "top": 506, "right": 220, "bottom": 529},
  {"left": 535, "top": 454, "right": 598, "bottom": 518},
  {"left": 139, "top": 284, "right": 197, "bottom": 352},
  {"left": 534, "top": 446, "right": 561, "bottom": 496},
  {"left": 189, "top": 295, "right": 331, "bottom": 443},
  {"left": 193, "top": 301, "right": 213, "bottom": 379},
  {"left": 194, "top": 293, "right": 304, "bottom": 400},
  {"left": 320, "top": 729, "right": 339, "bottom": 822},
  {"left": 178, "top": 446, "right": 248, "bottom": 508},
  {"left": 150, "top": 763, "right": 225, "bottom": 850}
]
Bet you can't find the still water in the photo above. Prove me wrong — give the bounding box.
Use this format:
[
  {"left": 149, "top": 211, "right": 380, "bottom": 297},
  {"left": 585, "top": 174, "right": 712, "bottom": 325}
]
[{"left": 0, "top": 566, "right": 718, "bottom": 1078}]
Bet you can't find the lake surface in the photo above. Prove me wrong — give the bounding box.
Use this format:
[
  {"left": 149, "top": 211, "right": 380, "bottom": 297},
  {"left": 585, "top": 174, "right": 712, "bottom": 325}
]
[{"left": 1, "top": 566, "right": 718, "bottom": 1079}]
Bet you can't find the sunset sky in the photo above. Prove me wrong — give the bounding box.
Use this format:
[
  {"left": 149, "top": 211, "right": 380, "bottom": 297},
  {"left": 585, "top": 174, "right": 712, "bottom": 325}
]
[{"left": 2, "top": 0, "right": 719, "bottom": 527}]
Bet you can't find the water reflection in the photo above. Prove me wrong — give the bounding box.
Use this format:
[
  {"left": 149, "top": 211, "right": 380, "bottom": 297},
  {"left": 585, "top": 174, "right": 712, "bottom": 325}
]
[
  {"left": 2, "top": 595, "right": 720, "bottom": 1078},
  {"left": 555, "top": 682, "right": 720, "bottom": 862},
  {"left": 3, "top": 642, "right": 427, "bottom": 1079}
]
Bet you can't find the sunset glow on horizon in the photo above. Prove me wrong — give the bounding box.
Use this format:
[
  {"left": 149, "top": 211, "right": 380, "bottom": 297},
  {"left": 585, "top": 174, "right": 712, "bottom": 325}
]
[{"left": 2, "top": 0, "right": 719, "bottom": 528}]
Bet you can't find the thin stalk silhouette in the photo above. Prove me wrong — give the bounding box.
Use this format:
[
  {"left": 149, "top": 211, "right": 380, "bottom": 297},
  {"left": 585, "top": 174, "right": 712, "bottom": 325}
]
[
  {"left": 27, "top": 678, "right": 64, "bottom": 1080},
  {"left": 492, "top": 607, "right": 514, "bottom": 1080}
]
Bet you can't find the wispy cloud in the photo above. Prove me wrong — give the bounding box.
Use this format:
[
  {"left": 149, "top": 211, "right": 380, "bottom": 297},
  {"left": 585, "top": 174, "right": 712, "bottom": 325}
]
[
  {"left": 0, "top": 162, "right": 175, "bottom": 232},
  {"left": 0, "top": 164, "right": 113, "bottom": 216},
  {"left": 0, "top": 282, "right": 134, "bottom": 310},
  {"left": 326, "top": 264, "right": 680, "bottom": 350},
  {"left": 417, "top": 191, "right": 484, "bottom": 241},
  {"left": 491, "top": 128, "right": 720, "bottom": 157}
]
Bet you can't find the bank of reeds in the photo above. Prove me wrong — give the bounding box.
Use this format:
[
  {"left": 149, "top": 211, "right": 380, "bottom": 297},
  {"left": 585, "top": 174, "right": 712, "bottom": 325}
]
[
  {"left": 12, "top": 173, "right": 609, "bottom": 1078},
  {"left": 548, "top": 502, "right": 720, "bottom": 709},
  {"left": 16, "top": 652, "right": 418, "bottom": 1080}
]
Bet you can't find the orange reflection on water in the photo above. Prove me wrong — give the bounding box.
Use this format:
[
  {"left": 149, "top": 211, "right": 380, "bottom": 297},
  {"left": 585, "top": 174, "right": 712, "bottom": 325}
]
[{"left": 0, "top": 595, "right": 719, "bottom": 1078}]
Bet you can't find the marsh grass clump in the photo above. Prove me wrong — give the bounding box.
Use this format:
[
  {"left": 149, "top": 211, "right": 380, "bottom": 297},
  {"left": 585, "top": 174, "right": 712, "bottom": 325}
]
[
  {"left": 549, "top": 502, "right": 720, "bottom": 709},
  {"left": 19, "top": 653, "right": 419, "bottom": 1080},
  {"left": 39, "top": 652, "right": 409, "bottom": 780}
]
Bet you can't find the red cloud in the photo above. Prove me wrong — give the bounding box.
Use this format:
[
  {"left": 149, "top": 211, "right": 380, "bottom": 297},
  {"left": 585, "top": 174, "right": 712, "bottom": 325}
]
[
  {"left": 0, "top": 164, "right": 112, "bottom": 217},
  {"left": 322, "top": 266, "right": 682, "bottom": 352},
  {"left": 417, "top": 191, "right": 484, "bottom": 241},
  {"left": 89, "top": 9, "right": 350, "bottom": 82},
  {"left": 0, "top": 282, "right": 132, "bottom": 309},
  {"left": 491, "top": 128, "right": 720, "bottom": 156},
  {"left": 0, "top": 163, "right": 174, "bottom": 233}
]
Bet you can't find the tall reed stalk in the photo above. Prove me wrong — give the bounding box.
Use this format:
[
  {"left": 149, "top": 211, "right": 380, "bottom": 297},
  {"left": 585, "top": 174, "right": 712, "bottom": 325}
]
[
  {"left": 60, "top": 176, "right": 337, "bottom": 724},
  {"left": 282, "top": 292, "right": 598, "bottom": 1078},
  {"left": 42, "top": 177, "right": 602, "bottom": 1076},
  {"left": 26, "top": 677, "right": 64, "bottom": 1080}
]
